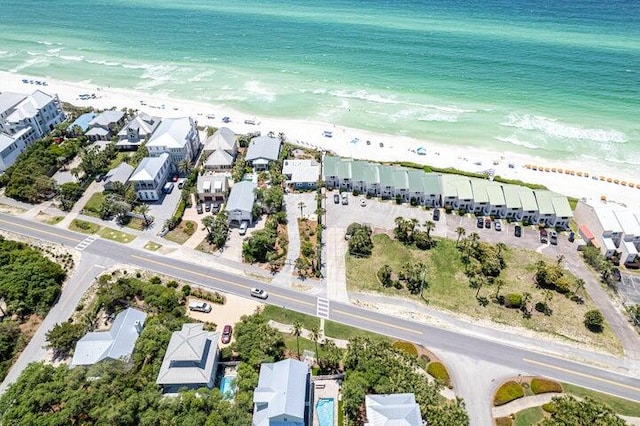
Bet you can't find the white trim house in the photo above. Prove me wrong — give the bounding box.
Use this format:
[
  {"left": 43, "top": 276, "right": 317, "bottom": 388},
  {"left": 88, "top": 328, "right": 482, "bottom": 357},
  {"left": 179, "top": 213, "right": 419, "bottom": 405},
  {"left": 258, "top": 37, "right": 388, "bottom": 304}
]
[
  {"left": 147, "top": 117, "right": 201, "bottom": 166},
  {"left": 129, "top": 153, "right": 172, "bottom": 201}
]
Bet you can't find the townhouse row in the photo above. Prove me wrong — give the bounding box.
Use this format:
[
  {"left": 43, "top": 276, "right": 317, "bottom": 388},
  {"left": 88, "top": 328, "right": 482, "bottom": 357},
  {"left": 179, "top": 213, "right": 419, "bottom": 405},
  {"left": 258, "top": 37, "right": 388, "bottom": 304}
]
[{"left": 323, "top": 155, "right": 573, "bottom": 229}]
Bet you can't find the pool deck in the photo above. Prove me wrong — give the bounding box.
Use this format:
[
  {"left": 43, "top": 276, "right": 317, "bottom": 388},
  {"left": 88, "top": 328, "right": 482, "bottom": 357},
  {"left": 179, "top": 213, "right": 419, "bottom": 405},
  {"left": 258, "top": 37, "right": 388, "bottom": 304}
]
[{"left": 312, "top": 378, "right": 341, "bottom": 426}]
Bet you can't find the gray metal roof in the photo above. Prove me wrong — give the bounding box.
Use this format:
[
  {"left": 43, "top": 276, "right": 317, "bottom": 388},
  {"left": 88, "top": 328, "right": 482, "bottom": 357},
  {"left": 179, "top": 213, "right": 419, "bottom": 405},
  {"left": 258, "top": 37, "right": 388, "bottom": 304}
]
[
  {"left": 253, "top": 359, "right": 309, "bottom": 426},
  {"left": 156, "top": 323, "right": 220, "bottom": 386},
  {"left": 282, "top": 159, "right": 320, "bottom": 184},
  {"left": 89, "top": 110, "right": 124, "bottom": 127},
  {"left": 130, "top": 153, "right": 170, "bottom": 182},
  {"left": 246, "top": 136, "right": 281, "bottom": 162},
  {"left": 365, "top": 393, "right": 422, "bottom": 426},
  {"left": 204, "top": 127, "right": 236, "bottom": 153},
  {"left": 205, "top": 149, "right": 234, "bottom": 167},
  {"left": 147, "top": 117, "right": 195, "bottom": 149},
  {"left": 118, "top": 112, "right": 160, "bottom": 137},
  {"left": 197, "top": 174, "right": 228, "bottom": 194},
  {"left": 519, "top": 189, "right": 538, "bottom": 211},
  {"left": 0, "top": 92, "right": 26, "bottom": 115},
  {"left": 470, "top": 179, "right": 489, "bottom": 203},
  {"left": 105, "top": 162, "right": 134, "bottom": 185},
  {"left": 225, "top": 181, "right": 256, "bottom": 214},
  {"left": 71, "top": 308, "right": 147, "bottom": 366}
]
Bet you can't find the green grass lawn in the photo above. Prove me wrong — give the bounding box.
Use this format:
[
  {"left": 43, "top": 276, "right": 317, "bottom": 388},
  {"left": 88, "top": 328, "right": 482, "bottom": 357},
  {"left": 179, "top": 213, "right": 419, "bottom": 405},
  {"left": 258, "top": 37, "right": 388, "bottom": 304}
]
[
  {"left": 283, "top": 334, "right": 319, "bottom": 358},
  {"left": 514, "top": 407, "right": 544, "bottom": 426},
  {"left": 36, "top": 212, "right": 64, "bottom": 225},
  {"left": 164, "top": 220, "right": 197, "bottom": 244},
  {"left": 82, "top": 192, "right": 105, "bottom": 218},
  {"left": 346, "top": 233, "right": 622, "bottom": 354},
  {"left": 108, "top": 152, "right": 130, "bottom": 169},
  {"left": 69, "top": 219, "right": 101, "bottom": 234},
  {"left": 98, "top": 227, "right": 136, "bottom": 243},
  {"left": 562, "top": 383, "right": 640, "bottom": 417},
  {"left": 144, "top": 241, "right": 162, "bottom": 251},
  {"left": 124, "top": 217, "right": 147, "bottom": 231}
]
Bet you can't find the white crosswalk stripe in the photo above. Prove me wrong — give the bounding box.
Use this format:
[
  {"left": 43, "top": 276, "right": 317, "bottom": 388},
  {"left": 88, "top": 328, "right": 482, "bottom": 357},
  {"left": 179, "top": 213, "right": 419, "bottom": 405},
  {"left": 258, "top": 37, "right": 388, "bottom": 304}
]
[
  {"left": 316, "top": 297, "right": 330, "bottom": 319},
  {"left": 75, "top": 236, "right": 97, "bottom": 251}
]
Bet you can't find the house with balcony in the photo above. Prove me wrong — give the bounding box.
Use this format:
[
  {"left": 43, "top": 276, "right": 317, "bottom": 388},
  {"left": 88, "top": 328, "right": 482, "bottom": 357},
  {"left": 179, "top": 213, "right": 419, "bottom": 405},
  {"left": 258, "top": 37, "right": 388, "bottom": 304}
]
[
  {"left": 0, "top": 133, "right": 27, "bottom": 172},
  {"left": 282, "top": 159, "right": 321, "bottom": 189},
  {"left": 252, "top": 359, "right": 312, "bottom": 426},
  {"left": 614, "top": 210, "right": 640, "bottom": 264},
  {"left": 0, "top": 90, "right": 65, "bottom": 144},
  {"left": 86, "top": 110, "right": 125, "bottom": 141},
  {"left": 225, "top": 181, "right": 257, "bottom": 225},
  {"left": 470, "top": 179, "right": 489, "bottom": 214},
  {"left": 351, "top": 160, "right": 372, "bottom": 194},
  {"left": 392, "top": 168, "right": 409, "bottom": 202},
  {"left": 66, "top": 112, "right": 97, "bottom": 136},
  {"left": 378, "top": 165, "right": 395, "bottom": 199},
  {"left": 486, "top": 183, "right": 507, "bottom": 217},
  {"left": 147, "top": 117, "right": 201, "bottom": 166},
  {"left": 103, "top": 162, "right": 134, "bottom": 191},
  {"left": 422, "top": 174, "right": 441, "bottom": 207},
  {"left": 501, "top": 185, "right": 522, "bottom": 220},
  {"left": 156, "top": 323, "right": 220, "bottom": 394},
  {"left": 117, "top": 112, "right": 161, "bottom": 150},
  {"left": 129, "top": 153, "right": 172, "bottom": 201},
  {"left": 574, "top": 201, "right": 625, "bottom": 259},
  {"left": 246, "top": 135, "right": 281, "bottom": 171},
  {"left": 203, "top": 127, "right": 237, "bottom": 157},
  {"left": 196, "top": 174, "right": 229, "bottom": 204}
]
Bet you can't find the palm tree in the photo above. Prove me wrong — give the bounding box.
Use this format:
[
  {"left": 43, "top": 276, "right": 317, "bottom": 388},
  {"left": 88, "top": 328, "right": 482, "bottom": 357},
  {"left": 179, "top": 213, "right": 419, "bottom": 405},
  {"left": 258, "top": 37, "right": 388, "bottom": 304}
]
[
  {"left": 468, "top": 232, "right": 480, "bottom": 248},
  {"left": 573, "top": 278, "right": 585, "bottom": 298},
  {"left": 136, "top": 204, "right": 151, "bottom": 227},
  {"left": 521, "top": 292, "right": 532, "bottom": 316},
  {"left": 292, "top": 321, "right": 303, "bottom": 359},
  {"left": 557, "top": 254, "right": 565, "bottom": 266},
  {"left": 310, "top": 323, "right": 320, "bottom": 361},
  {"left": 496, "top": 242, "right": 507, "bottom": 257},
  {"left": 298, "top": 201, "right": 306, "bottom": 218},
  {"left": 494, "top": 277, "right": 505, "bottom": 299},
  {"left": 178, "top": 159, "right": 192, "bottom": 175},
  {"left": 455, "top": 226, "right": 466, "bottom": 246},
  {"left": 423, "top": 220, "right": 435, "bottom": 238}
]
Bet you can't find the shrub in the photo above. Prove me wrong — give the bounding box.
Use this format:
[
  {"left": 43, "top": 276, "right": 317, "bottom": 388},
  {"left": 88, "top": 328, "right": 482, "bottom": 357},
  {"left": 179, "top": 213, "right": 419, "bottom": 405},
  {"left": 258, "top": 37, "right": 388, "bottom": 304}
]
[
  {"left": 584, "top": 309, "right": 604, "bottom": 332},
  {"left": 493, "top": 381, "right": 524, "bottom": 406},
  {"left": 541, "top": 402, "right": 557, "bottom": 413},
  {"left": 149, "top": 276, "right": 162, "bottom": 285},
  {"left": 535, "top": 302, "right": 547, "bottom": 313},
  {"left": 392, "top": 341, "right": 418, "bottom": 357},
  {"left": 427, "top": 361, "right": 452, "bottom": 388},
  {"left": 191, "top": 289, "right": 226, "bottom": 305},
  {"left": 530, "top": 378, "right": 563, "bottom": 394},
  {"left": 166, "top": 280, "right": 179, "bottom": 289},
  {"left": 495, "top": 418, "right": 513, "bottom": 426},
  {"left": 505, "top": 293, "right": 523, "bottom": 309},
  {"left": 181, "top": 285, "right": 191, "bottom": 296}
]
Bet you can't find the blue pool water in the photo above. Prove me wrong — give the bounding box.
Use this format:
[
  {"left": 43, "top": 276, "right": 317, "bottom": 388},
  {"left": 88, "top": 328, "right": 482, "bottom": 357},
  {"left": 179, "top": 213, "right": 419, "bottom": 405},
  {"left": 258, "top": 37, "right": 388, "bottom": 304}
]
[
  {"left": 316, "top": 398, "right": 334, "bottom": 426},
  {"left": 220, "top": 375, "right": 236, "bottom": 400}
]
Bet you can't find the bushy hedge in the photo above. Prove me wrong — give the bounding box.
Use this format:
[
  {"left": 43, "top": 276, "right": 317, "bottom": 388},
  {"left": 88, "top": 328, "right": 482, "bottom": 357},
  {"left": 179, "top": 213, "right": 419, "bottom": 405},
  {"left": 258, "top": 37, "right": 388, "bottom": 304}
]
[
  {"left": 392, "top": 341, "right": 418, "bottom": 357},
  {"left": 495, "top": 417, "right": 513, "bottom": 426},
  {"left": 541, "top": 402, "right": 557, "bottom": 413},
  {"left": 190, "top": 289, "right": 226, "bottom": 305},
  {"left": 531, "top": 378, "right": 563, "bottom": 394},
  {"left": 493, "top": 381, "right": 524, "bottom": 406},
  {"left": 505, "top": 293, "right": 523, "bottom": 309},
  {"left": 427, "top": 361, "right": 452, "bottom": 388}
]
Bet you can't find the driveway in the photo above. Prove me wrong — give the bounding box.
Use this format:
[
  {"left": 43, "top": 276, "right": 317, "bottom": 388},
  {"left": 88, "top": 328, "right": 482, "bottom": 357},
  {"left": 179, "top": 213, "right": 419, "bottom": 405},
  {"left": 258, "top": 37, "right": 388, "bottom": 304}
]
[{"left": 144, "top": 184, "right": 182, "bottom": 236}]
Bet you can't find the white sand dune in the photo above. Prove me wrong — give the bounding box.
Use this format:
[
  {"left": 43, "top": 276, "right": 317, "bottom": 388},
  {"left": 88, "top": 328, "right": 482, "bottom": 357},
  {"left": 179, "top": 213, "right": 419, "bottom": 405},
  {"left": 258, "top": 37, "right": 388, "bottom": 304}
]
[{"left": 2, "top": 71, "right": 638, "bottom": 209}]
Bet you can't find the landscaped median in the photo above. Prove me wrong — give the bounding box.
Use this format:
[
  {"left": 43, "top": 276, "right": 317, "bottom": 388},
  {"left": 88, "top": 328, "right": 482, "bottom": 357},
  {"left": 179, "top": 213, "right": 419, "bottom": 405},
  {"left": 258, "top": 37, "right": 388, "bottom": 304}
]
[
  {"left": 69, "top": 219, "right": 101, "bottom": 234},
  {"left": 68, "top": 220, "right": 136, "bottom": 243}
]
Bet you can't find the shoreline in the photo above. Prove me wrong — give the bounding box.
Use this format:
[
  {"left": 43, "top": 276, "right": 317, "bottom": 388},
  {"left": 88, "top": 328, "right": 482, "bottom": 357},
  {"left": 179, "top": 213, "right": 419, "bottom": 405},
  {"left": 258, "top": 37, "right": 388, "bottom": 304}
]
[{"left": 2, "top": 70, "right": 638, "bottom": 209}]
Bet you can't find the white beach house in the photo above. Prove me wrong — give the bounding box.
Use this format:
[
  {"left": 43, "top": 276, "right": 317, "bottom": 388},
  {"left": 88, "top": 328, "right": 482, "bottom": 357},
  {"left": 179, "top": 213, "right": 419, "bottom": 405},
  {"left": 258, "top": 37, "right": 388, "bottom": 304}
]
[
  {"left": 129, "top": 153, "right": 172, "bottom": 201},
  {"left": 245, "top": 135, "right": 281, "bottom": 170},
  {"left": 147, "top": 117, "right": 201, "bottom": 166},
  {"left": 117, "top": 112, "right": 161, "bottom": 150}
]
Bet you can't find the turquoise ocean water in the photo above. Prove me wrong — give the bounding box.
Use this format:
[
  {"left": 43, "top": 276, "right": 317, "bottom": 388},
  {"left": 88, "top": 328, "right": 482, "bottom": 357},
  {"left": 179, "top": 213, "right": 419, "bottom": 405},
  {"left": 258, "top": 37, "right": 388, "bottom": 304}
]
[{"left": 0, "top": 0, "right": 638, "bottom": 172}]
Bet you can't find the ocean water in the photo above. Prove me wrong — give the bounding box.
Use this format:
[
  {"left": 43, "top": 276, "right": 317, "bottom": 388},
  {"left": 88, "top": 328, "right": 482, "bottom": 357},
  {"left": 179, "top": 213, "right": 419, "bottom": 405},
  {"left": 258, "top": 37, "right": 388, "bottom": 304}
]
[{"left": 0, "top": 0, "right": 638, "bottom": 172}]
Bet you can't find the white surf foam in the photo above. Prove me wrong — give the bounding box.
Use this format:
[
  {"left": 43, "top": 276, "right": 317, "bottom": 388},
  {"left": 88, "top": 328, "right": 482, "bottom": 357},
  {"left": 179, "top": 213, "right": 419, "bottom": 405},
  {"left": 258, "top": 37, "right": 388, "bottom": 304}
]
[
  {"left": 501, "top": 113, "right": 628, "bottom": 144},
  {"left": 243, "top": 80, "right": 276, "bottom": 102},
  {"left": 494, "top": 136, "right": 541, "bottom": 150}
]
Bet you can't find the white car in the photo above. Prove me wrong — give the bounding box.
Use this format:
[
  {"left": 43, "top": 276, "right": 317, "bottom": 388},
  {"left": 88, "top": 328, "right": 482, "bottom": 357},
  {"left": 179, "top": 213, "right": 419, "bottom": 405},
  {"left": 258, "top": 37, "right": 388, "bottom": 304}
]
[
  {"left": 250, "top": 288, "right": 268, "bottom": 299},
  {"left": 360, "top": 199, "right": 367, "bottom": 207},
  {"left": 239, "top": 221, "right": 249, "bottom": 235},
  {"left": 188, "top": 301, "right": 212, "bottom": 313}
]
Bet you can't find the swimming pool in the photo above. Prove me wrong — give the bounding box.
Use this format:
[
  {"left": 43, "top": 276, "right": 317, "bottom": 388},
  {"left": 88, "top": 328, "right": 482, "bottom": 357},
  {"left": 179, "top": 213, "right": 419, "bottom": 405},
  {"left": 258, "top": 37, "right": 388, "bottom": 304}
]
[
  {"left": 220, "top": 375, "right": 237, "bottom": 400},
  {"left": 316, "top": 398, "right": 334, "bottom": 426}
]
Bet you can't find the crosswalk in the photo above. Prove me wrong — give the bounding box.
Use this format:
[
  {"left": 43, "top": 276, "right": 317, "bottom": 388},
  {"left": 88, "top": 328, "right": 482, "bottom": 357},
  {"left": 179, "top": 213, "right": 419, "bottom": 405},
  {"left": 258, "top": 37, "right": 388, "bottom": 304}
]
[
  {"left": 316, "top": 297, "right": 330, "bottom": 319},
  {"left": 75, "top": 236, "right": 97, "bottom": 251}
]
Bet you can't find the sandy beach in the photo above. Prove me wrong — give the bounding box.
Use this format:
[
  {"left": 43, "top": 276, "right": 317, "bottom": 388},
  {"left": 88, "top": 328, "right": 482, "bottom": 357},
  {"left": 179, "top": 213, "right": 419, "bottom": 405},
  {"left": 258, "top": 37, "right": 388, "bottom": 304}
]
[{"left": 2, "top": 71, "right": 638, "bottom": 209}]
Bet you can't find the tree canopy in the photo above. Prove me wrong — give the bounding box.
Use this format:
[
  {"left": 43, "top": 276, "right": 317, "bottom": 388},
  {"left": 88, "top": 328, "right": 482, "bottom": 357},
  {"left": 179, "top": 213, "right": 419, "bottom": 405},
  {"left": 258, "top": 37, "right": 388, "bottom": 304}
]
[{"left": 541, "top": 395, "right": 627, "bottom": 426}]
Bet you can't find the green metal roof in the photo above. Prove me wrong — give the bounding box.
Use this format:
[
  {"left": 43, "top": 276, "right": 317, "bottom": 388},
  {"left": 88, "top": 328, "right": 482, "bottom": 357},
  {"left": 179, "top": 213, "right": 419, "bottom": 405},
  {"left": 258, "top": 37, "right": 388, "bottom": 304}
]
[
  {"left": 470, "top": 179, "right": 489, "bottom": 203},
  {"left": 551, "top": 195, "right": 573, "bottom": 217},
  {"left": 351, "top": 160, "right": 369, "bottom": 182},
  {"left": 486, "top": 183, "right": 506, "bottom": 206},
  {"left": 364, "top": 164, "right": 379, "bottom": 184},
  {"left": 439, "top": 175, "right": 458, "bottom": 198},
  {"left": 533, "top": 190, "right": 555, "bottom": 215},
  {"left": 336, "top": 159, "right": 352, "bottom": 180},
  {"left": 422, "top": 174, "right": 441, "bottom": 196},
  {"left": 407, "top": 170, "right": 424, "bottom": 192},
  {"left": 501, "top": 185, "right": 522, "bottom": 209},
  {"left": 455, "top": 178, "right": 473, "bottom": 200},
  {"left": 323, "top": 156, "right": 340, "bottom": 178},
  {"left": 378, "top": 165, "right": 394, "bottom": 188},
  {"left": 519, "top": 189, "right": 538, "bottom": 211},
  {"left": 392, "top": 168, "right": 408, "bottom": 189}
]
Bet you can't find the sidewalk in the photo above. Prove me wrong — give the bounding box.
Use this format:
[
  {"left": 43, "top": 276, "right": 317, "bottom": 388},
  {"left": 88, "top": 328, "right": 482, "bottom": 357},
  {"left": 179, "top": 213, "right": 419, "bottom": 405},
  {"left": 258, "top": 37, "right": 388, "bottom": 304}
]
[{"left": 492, "top": 393, "right": 556, "bottom": 418}]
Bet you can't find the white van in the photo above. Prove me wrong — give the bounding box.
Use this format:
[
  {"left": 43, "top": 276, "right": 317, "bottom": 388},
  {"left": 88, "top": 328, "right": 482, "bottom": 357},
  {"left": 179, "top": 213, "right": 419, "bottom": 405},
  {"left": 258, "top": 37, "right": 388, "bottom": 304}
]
[{"left": 239, "top": 221, "right": 249, "bottom": 235}]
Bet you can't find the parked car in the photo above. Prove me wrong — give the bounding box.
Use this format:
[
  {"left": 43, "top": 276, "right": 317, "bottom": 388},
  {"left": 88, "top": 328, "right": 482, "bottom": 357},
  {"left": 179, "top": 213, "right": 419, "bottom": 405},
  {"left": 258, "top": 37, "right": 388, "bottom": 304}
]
[
  {"left": 540, "top": 229, "right": 549, "bottom": 243},
  {"left": 95, "top": 173, "right": 105, "bottom": 182},
  {"left": 178, "top": 180, "right": 184, "bottom": 189},
  {"left": 494, "top": 220, "right": 502, "bottom": 231},
  {"left": 477, "top": 217, "right": 484, "bottom": 228},
  {"left": 334, "top": 193, "right": 340, "bottom": 204},
  {"left": 196, "top": 203, "right": 203, "bottom": 214},
  {"left": 221, "top": 325, "right": 233, "bottom": 344},
  {"left": 484, "top": 218, "right": 491, "bottom": 229},
  {"left": 239, "top": 221, "right": 249, "bottom": 235},
  {"left": 188, "top": 301, "right": 212, "bottom": 313},
  {"left": 250, "top": 288, "right": 268, "bottom": 299},
  {"left": 205, "top": 201, "right": 211, "bottom": 212},
  {"left": 212, "top": 201, "right": 221, "bottom": 213},
  {"left": 433, "top": 208, "right": 440, "bottom": 221},
  {"left": 379, "top": 142, "right": 384, "bottom": 147},
  {"left": 360, "top": 199, "right": 367, "bottom": 207},
  {"left": 514, "top": 224, "right": 522, "bottom": 237},
  {"left": 163, "top": 182, "right": 174, "bottom": 194},
  {"left": 341, "top": 193, "right": 349, "bottom": 205},
  {"left": 549, "top": 230, "right": 558, "bottom": 245}
]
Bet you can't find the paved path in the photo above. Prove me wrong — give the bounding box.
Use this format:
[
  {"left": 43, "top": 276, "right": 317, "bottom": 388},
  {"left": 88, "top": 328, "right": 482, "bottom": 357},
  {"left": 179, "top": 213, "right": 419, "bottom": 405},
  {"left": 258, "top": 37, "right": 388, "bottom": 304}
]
[
  {"left": 325, "top": 227, "right": 349, "bottom": 302},
  {"left": 0, "top": 253, "right": 113, "bottom": 394},
  {"left": 57, "top": 180, "right": 102, "bottom": 228},
  {"left": 492, "top": 393, "right": 557, "bottom": 418}
]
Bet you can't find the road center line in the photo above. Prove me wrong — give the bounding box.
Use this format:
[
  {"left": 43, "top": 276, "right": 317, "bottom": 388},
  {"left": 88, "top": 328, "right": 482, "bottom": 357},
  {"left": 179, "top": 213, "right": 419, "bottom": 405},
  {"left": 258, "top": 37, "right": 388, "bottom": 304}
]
[
  {"left": 523, "top": 357, "right": 640, "bottom": 394},
  {"left": 130, "top": 254, "right": 314, "bottom": 307},
  {"left": 333, "top": 309, "right": 422, "bottom": 335},
  {"left": 0, "top": 218, "right": 79, "bottom": 243}
]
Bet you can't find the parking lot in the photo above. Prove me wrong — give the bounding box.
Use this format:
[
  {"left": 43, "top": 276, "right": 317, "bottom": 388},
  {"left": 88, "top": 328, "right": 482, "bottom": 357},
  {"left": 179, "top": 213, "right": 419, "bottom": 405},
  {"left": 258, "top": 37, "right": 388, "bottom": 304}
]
[{"left": 619, "top": 273, "right": 640, "bottom": 305}]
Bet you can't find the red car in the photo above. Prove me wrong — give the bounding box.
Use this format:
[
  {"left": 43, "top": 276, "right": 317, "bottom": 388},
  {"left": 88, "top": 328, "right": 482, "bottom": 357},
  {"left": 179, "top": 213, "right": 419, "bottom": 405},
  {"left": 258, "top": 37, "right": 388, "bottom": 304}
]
[{"left": 221, "top": 325, "right": 232, "bottom": 344}]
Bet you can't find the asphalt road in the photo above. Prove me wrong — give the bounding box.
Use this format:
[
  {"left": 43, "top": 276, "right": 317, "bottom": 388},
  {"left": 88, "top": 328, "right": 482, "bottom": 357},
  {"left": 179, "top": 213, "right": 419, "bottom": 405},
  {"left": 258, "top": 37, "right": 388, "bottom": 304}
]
[{"left": 1, "top": 213, "right": 639, "bottom": 423}]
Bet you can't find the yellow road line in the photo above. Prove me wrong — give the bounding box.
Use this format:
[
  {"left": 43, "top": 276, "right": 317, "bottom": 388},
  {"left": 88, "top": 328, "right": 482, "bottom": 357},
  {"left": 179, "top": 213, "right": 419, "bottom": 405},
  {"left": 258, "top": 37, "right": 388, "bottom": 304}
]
[
  {"left": 523, "top": 357, "right": 640, "bottom": 393},
  {"left": 333, "top": 309, "right": 422, "bottom": 335},
  {"left": 130, "top": 254, "right": 314, "bottom": 307},
  {"left": 0, "top": 218, "right": 79, "bottom": 243}
]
